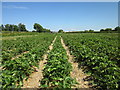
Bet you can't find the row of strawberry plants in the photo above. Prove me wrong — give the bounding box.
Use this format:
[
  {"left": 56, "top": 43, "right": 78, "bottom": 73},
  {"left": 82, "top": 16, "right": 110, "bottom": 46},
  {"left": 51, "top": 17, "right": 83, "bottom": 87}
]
[
  {"left": 1, "top": 34, "right": 56, "bottom": 88},
  {"left": 2, "top": 31, "right": 39, "bottom": 37},
  {"left": 40, "top": 36, "right": 77, "bottom": 88},
  {"left": 62, "top": 33, "right": 120, "bottom": 89},
  {"left": 2, "top": 34, "right": 54, "bottom": 63}
]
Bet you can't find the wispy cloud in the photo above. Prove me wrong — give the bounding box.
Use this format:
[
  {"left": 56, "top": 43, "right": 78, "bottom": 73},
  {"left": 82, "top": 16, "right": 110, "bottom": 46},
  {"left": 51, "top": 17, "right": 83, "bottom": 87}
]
[
  {"left": 3, "top": 5, "right": 28, "bottom": 9},
  {"left": 66, "top": 28, "right": 80, "bottom": 31}
]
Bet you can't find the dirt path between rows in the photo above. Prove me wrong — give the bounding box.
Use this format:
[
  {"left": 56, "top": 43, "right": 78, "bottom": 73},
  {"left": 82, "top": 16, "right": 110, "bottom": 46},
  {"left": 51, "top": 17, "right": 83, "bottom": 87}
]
[
  {"left": 22, "top": 36, "right": 57, "bottom": 88},
  {"left": 11, "top": 51, "right": 29, "bottom": 60},
  {"left": 61, "top": 37, "right": 90, "bottom": 88}
]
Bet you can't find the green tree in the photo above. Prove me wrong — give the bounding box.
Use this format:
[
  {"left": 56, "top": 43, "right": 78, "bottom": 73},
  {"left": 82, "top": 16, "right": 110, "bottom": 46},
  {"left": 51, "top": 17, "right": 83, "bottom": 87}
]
[
  {"left": 114, "top": 26, "right": 120, "bottom": 32},
  {"left": 89, "top": 29, "right": 94, "bottom": 33},
  {"left": 46, "top": 29, "right": 51, "bottom": 32},
  {"left": 9, "top": 25, "right": 14, "bottom": 31},
  {"left": 34, "top": 23, "right": 44, "bottom": 32},
  {"left": 58, "top": 29, "right": 64, "bottom": 33},
  {"left": 105, "top": 28, "right": 112, "bottom": 32},
  {"left": 43, "top": 28, "right": 51, "bottom": 32},
  {"left": 100, "top": 29, "right": 105, "bottom": 32},
  {"left": 84, "top": 30, "right": 89, "bottom": 33},
  {"left": 0, "top": 24, "right": 5, "bottom": 31},
  {"left": 18, "top": 23, "right": 27, "bottom": 32},
  {"left": 0, "top": 25, "right": 1, "bottom": 32},
  {"left": 5, "top": 24, "right": 10, "bottom": 31},
  {"left": 13, "top": 25, "right": 19, "bottom": 31}
]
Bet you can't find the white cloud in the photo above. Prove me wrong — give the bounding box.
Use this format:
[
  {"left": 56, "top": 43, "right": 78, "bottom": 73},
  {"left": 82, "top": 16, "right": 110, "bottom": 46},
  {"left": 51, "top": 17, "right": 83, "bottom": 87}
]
[
  {"left": 3, "top": 5, "right": 28, "bottom": 9},
  {"left": 69, "top": 28, "right": 78, "bottom": 30},
  {"left": 65, "top": 28, "right": 80, "bottom": 31}
]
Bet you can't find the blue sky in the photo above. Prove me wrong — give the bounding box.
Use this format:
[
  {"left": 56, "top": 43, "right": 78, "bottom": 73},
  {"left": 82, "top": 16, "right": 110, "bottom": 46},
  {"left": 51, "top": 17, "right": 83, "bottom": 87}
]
[{"left": 2, "top": 2, "right": 118, "bottom": 31}]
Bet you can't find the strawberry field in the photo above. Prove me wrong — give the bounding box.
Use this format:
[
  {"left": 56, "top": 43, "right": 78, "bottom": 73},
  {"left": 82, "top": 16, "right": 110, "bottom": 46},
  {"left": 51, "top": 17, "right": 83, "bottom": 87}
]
[
  {"left": 40, "top": 36, "right": 77, "bottom": 88},
  {"left": 62, "top": 33, "right": 120, "bottom": 89},
  {"left": 1, "top": 33, "right": 120, "bottom": 89},
  {"left": 1, "top": 33, "right": 56, "bottom": 88}
]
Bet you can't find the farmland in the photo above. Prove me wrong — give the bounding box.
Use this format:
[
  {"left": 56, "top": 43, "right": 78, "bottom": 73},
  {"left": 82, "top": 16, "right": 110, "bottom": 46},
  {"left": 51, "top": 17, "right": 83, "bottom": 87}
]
[
  {"left": 62, "top": 33, "right": 120, "bottom": 89},
  {"left": 1, "top": 32, "right": 120, "bottom": 89}
]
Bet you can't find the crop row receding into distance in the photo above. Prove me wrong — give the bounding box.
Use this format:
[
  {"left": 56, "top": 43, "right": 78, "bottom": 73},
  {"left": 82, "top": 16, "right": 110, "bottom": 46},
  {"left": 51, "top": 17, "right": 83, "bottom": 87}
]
[{"left": 2, "top": 33, "right": 119, "bottom": 89}]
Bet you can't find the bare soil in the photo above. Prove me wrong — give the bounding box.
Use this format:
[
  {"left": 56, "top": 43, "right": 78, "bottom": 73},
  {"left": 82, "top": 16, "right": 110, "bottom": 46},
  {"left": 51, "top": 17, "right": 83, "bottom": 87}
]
[
  {"left": 22, "top": 36, "right": 57, "bottom": 88},
  {"left": 61, "top": 37, "right": 90, "bottom": 88},
  {"left": 11, "top": 51, "right": 29, "bottom": 60}
]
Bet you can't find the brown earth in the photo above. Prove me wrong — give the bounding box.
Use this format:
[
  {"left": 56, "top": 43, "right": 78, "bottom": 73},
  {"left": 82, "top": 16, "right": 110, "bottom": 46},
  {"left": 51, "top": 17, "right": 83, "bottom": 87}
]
[
  {"left": 11, "top": 51, "right": 29, "bottom": 60},
  {"left": 22, "top": 36, "right": 57, "bottom": 88},
  {"left": 61, "top": 37, "right": 90, "bottom": 88}
]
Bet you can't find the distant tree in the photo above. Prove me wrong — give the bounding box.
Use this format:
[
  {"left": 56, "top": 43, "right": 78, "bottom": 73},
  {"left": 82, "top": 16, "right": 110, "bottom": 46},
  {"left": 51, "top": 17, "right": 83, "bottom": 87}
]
[
  {"left": 100, "top": 28, "right": 112, "bottom": 33},
  {"left": 46, "top": 29, "right": 50, "bottom": 32},
  {"left": 34, "top": 23, "right": 44, "bottom": 32},
  {"left": 21, "top": 24, "right": 27, "bottom": 31},
  {"left": 18, "top": 23, "right": 27, "bottom": 32},
  {"left": 1, "top": 24, "right": 27, "bottom": 32},
  {"left": 105, "top": 28, "right": 112, "bottom": 31},
  {"left": 13, "top": 25, "right": 19, "bottom": 31},
  {"left": 18, "top": 23, "right": 22, "bottom": 32},
  {"left": 84, "top": 30, "right": 89, "bottom": 33},
  {"left": 89, "top": 29, "right": 94, "bottom": 33},
  {"left": 0, "top": 25, "right": 1, "bottom": 32},
  {"left": 104, "top": 28, "right": 112, "bottom": 33},
  {"left": 5, "top": 24, "right": 10, "bottom": 31},
  {"left": 100, "top": 29, "right": 105, "bottom": 32},
  {"left": 58, "top": 29, "right": 64, "bottom": 33},
  {"left": 43, "top": 28, "right": 51, "bottom": 32},
  {"left": 114, "top": 26, "right": 120, "bottom": 32},
  {"left": 9, "top": 25, "right": 14, "bottom": 31},
  {"left": 0, "top": 24, "right": 5, "bottom": 31}
]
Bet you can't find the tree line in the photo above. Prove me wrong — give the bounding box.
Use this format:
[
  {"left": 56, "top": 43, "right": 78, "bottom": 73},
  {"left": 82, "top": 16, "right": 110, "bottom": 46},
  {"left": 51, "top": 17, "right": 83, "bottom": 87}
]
[
  {"left": 0, "top": 23, "right": 51, "bottom": 33},
  {"left": 0, "top": 23, "right": 28, "bottom": 32},
  {"left": 66, "top": 26, "right": 120, "bottom": 33},
  {"left": 33, "top": 23, "right": 51, "bottom": 33},
  {"left": 100, "top": 27, "right": 120, "bottom": 33},
  {"left": 81, "top": 27, "right": 120, "bottom": 33},
  {"left": 1, "top": 23, "right": 120, "bottom": 33}
]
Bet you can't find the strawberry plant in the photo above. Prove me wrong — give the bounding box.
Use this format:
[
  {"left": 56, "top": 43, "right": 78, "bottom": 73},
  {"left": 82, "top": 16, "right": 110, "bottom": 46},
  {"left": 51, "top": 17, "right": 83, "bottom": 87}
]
[
  {"left": 62, "top": 33, "right": 120, "bottom": 89},
  {"left": 1, "top": 33, "right": 56, "bottom": 88},
  {"left": 40, "top": 36, "right": 77, "bottom": 88}
]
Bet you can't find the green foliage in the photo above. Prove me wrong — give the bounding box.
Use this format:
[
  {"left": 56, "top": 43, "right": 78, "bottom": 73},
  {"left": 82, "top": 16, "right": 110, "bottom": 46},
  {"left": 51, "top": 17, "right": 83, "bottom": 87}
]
[
  {"left": 2, "top": 32, "right": 119, "bottom": 89},
  {"left": 13, "top": 25, "right": 19, "bottom": 31},
  {"left": 33, "top": 23, "right": 51, "bottom": 33},
  {"left": 1, "top": 23, "right": 27, "bottom": 32},
  {"left": 4, "top": 24, "right": 10, "bottom": 31},
  {"left": 62, "top": 33, "right": 120, "bottom": 89},
  {"left": 0, "top": 24, "right": 5, "bottom": 31},
  {"left": 58, "top": 29, "right": 64, "bottom": 33},
  {"left": 2, "top": 33, "right": 55, "bottom": 88},
  {"left": 34, "top": 23, "right": 44, "bottom": 32},
  {"left": 18, "top": 23, "right": 27, "bottom": 32},
  {"left": 40, "top": 36, "right": 77, "bottom": 88},
  {"left": 89, "top": 29, "right": 94, "bottom": 32},
  {"left": 114, "top": 26, "right": 120, "bottom": 32},
  {"left": 43, "top": 28, "right": 51, "bottom": 33},
  {"left": 2, "top": 31, "right": 38, "bottom": 37},
  {"left": 100, "top": 27, "right": 120, "bottom": 33},
  {"left": 84, "top": 30, "right": 94, "bottom": 33}
]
